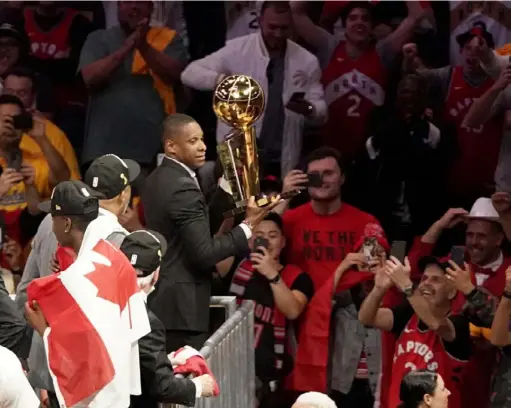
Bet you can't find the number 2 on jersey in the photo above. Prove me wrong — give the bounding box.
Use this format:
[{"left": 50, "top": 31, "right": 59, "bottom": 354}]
[{"left": 347, "top": 94, "right": 361, "bottom": 117}]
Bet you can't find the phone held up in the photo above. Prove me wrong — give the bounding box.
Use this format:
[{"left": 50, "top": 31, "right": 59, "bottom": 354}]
[
  {"left": 12, "top": 112, "right": 33, "bottom": 131},
  {"left": 450, "top": 246, "right": 465, "bottom": 268},
  {"left": 306, "top": 171, "right": 322, "bottom": 188},
  {"left": 252, "top": 236, "right": 269, "bottom": 255},
  {"left": 390, "top": 240, "right": 407, "bottom": 264}
]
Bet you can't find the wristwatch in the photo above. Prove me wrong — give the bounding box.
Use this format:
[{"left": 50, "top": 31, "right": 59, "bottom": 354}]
[
  {"left": 268, "top": 275, "right": 281, "bottom": 285},
  {"left": 402, "top": 284, "right": 414, "bottom": 297}
]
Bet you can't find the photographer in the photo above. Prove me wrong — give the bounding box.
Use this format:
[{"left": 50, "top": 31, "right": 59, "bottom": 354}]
[{"left": 216, "top": 212, "right": 313, "bottom": 408}]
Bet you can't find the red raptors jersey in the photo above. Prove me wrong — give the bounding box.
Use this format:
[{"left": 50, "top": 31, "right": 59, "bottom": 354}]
[
  {"left": 444, "top": 66, "right": 502, "bottom": 200},
  {"left": 388, "top": 315, "right": 467, "bottom": 408},
  {"left": 321, "top": 42, "right": 388, "bottom": 160},
  {"left": 24, "top": 8, "right": 76, "bottom": 60}
]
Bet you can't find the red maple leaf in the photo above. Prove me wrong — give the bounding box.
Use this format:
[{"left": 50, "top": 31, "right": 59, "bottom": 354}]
[{"left": 84, "top": 241, "right": 139, "bottom": 312}]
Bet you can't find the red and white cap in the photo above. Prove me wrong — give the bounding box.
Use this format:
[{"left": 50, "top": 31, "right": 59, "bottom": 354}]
[{"left": 353, "top": 222, "right": 390, "bottom": 252}]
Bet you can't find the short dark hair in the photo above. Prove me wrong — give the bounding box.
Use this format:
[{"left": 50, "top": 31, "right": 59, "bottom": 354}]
[
  {"left": 162, "top": 113, "right": 197, "bottom": 141},
  {"left": 261, "top": 1, "right": 291, "bottom": 15},
  {"left": 262, "top": 211, "right": 283, "bottom": 232},
  {"left": 339, "top": 1, "right": 373, "bottom": 26},
  {"left": 5, "top": 65, "right": 38, "bottom": 92},
  {"left": 0, "top": 94, "right": 25, "bottom": 111},
  {"left": 68, "top": 214, "right": 96, "bottom": 233},
  {"left": 399, "top": 370, "right": 438, "bottom": 408},
  {"left": 304, "top": 147, "right": 345, "bottom": 174}
]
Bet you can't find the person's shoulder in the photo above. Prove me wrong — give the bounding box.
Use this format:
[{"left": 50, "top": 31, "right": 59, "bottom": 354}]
[
  {"left": 287, "top": 38, "right": 320, "bottom": 64},
  {"left": 283, "top": 202, "right": 313, "bottom": 224},
  {"left": 341, "top": 203, "right": 378, "bottom": 221},
  {"left": 0, "top": 345, "right": 21, "bottom": 368}
]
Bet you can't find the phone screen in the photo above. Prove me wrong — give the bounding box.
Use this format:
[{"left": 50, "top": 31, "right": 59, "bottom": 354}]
[
  {"left": 252, "top": 237, "right": 269, "bottom": 254},
  {"left": 291, "top": 92, "right": 305, "bottom": 100},
  {"left": 450, "top": 246, "right": 465, "bottom": 267},
  {"left": 391, "top": 241, "right": 407, "bottom": 263}
]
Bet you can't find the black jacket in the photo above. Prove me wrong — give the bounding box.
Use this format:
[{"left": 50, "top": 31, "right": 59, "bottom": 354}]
[
  {"left": 130, "top": 308, "right": 197, "bottom": 408},
  {"left": 143, "top": 158, "right": 249, "bottom": 331}
]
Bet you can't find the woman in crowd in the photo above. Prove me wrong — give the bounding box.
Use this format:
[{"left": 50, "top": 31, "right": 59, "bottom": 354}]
[{"left": 399, "top": 370, "right": 450, "bottom": 408}]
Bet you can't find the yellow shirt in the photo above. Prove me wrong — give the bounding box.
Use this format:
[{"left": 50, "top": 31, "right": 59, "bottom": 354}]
[{"left": 0, "top": 120, "right": 80, "bottom": 243}]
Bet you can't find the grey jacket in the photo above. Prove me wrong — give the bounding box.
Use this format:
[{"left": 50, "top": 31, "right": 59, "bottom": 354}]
[{"left": 330, "top": 293, "right": 381, "bottom": 395}]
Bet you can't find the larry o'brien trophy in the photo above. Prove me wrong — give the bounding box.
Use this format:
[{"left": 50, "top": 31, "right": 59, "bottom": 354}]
[{"left": 213, "top": 75, "right": 300, "bottom": 218}]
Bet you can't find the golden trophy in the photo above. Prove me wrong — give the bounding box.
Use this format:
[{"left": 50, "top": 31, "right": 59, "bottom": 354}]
[{"left": 214, "top": 74, "right": 299, "bottom": 218}]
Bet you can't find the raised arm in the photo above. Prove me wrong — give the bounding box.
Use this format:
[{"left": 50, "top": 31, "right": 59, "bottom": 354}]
[
  {"left": 180, "top": 43, "right": 233, "bottom": 91},
  {"left": 463, "top": 66, "right": 511, "bottom": 127},
  {"left": 290, "top": 1, "right": 335, "bottom": 52},
  {"left": 386, "top": 257, "right": 457, "bottom": 342},
  {"left": 383, "top": 1, "right": 426, "bottom": 55},
  {"left": 359, "top": 266, "right": 395, "bottom": 331}
]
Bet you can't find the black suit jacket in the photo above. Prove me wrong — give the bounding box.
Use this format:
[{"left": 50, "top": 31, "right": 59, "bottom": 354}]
[
  {"left": 143, "top": 158, "right": 249, "bottom": 331},
  {"left": 130, "top": 308, "right": 197, "bottom": 408}
]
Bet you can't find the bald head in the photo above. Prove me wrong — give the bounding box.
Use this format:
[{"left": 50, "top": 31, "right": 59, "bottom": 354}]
[
  {"left": 292, "top": 392, "right": 337, "bottom": 408},
  {"left": 162, "top": 113, "right": 206, "bottom": 169}
]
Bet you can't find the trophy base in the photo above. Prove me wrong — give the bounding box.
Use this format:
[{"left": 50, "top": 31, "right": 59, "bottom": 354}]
[{"left": 222, "top": 189, "right": 301, "bottom": 218}]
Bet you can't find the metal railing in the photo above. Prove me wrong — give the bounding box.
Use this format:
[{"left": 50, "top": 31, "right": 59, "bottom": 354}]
[{"left": 161, "top": 299, "right": 255, "bottom": 408}]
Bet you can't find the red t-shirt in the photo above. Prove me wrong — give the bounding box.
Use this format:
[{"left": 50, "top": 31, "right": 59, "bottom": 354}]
[
  {"left": 283, "top": 202, "right": 380, "bottom": 291},
  {"left": 444, "top": 66, "right": 502, "bottom": 200}
]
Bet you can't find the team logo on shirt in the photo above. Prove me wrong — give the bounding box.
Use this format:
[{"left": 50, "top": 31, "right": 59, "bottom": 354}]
[
  {"left": 323, "top": 69, "right": 385, "bottom": 107},
  {"left": 394, "top": 340, "right": 439, "bottom": 371}
]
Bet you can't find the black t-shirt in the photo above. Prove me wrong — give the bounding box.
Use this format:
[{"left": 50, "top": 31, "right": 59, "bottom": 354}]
[
  {"left": 391, "top": 301, "right": 471, "bottom": 361},
  {"left": 226, "top": 258, "right": 314, "bottom": 382}
]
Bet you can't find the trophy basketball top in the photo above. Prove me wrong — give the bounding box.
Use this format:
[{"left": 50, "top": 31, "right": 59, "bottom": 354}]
[{"left": 213, "top": 75, "right": 265, "bottom": 130}]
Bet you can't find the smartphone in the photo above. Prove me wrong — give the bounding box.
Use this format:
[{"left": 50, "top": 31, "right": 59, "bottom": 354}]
[
  {"left": 290, "top": 91, "right": 305, "bottom": 101},
  {"left": 12, "top": 112, "right": 33, "bottom": 131},
  {"left": 450, "top": 246, "right": 465, "bottom": 267},
  {"left": 306, "top": 172, "right": 322, "bottom": 187},
  {"left": 391, "top": 240, "right": 407, "bottom": 264},
  {"left": 252, "top": 236, "right": 269, "bottom": 255},
  {"left": 6, "top": 148, "right": 22, "bottom": 171}
]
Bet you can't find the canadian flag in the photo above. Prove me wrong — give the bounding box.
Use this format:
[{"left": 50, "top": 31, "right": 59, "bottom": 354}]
[{"left": 27, "top": 239, "right": 150, "bottom": 407}]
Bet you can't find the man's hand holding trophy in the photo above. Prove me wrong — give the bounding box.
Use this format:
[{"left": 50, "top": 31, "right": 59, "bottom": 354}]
[{"left": 213, "top": 74, "right": 301, "bottom": 219}]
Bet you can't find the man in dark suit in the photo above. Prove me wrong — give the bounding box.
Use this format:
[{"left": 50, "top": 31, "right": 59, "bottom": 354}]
[
  {"left": 143, "top": 113, "right": 276, "bottom": 352},
  {"left": 120, "top": 230, "right": 215, "bottom": 408}
]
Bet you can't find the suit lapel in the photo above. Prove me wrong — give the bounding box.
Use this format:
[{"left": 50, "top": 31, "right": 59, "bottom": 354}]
[{"left": 163, "top": 157, "right": 208, "bottom": 216}]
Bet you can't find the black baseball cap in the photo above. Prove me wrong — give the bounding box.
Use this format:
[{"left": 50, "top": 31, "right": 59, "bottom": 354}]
[
  {"left": 84, "top": 154, "right": 141, "bottom": 200},
  {"left": 0, "top": 23, "right": 24, "bottom": 43},
  {"left": 120, "top": 230, "right": 167, "bottom": 277},
  {"left": 38, "top": 180, "right": 103, "bottom": 217},
  {"left": 418, "top": 256, "right": 450, "bottom": 274}
]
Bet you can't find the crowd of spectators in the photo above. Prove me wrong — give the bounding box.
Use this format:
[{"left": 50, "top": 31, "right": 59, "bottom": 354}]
[{"left": 1, "top": 1, "right": 511, "bottom": 408}]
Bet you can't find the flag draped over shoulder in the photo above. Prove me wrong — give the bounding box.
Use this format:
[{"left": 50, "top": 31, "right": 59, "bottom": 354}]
[
  {"left": 285, "top": 270, "right": 374, "bottom": 392},
  {"left": 27, "top": 237, "right": 150, "bottom": 407}
]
